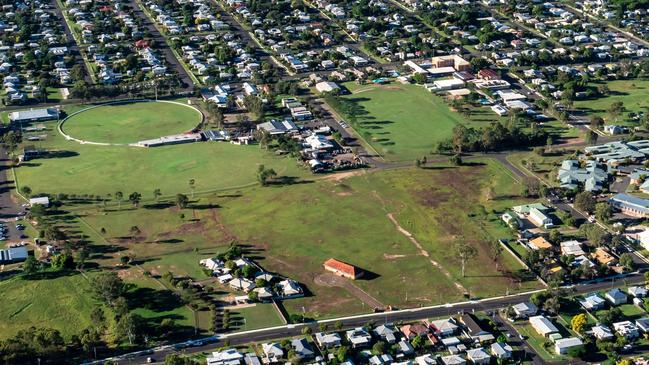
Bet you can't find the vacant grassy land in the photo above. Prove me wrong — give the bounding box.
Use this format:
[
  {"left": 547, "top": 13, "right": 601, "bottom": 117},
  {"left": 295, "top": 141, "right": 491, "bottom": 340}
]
[
  {"left": 213, "top": 160, "right": 541, "bottom": 318},
  {"left": 0, "top": 272, "right": 102, "bottom": 340},
  {"left": 62, "top": 101, "right": 202, "bottom": 144},
  {"left": 14, "top": 121, "right": 308, "bottom": 197},
  {"left": 336, "top": 83, "right": 493, "bottom": 162},
  {"left": 574, "top": 79, "right": 649, "bottom": 126}
]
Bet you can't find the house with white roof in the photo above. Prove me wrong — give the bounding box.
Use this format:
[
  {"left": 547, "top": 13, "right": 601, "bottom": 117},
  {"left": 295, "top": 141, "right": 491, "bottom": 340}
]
[
  {"left": 554, "top": 337, "right": 583, "bottom": 355},
  {"left": 490, "top": 342, "right": 513, "bottom": 360},
  {"left": 374, "top": 323, "right": 398, "bottom": 343},
  {"left": 346, "top": 327, "right": 372, "bottom": 348},
  {"left": 262, "top": 343, "right": 284, "bottom": 363},
  {"left": 466, "top": 348, "right": 491, "bottom": 365},
  {"left": 580, "top": 293, "right": 605, "bottom": 310},
  {"left": 529, "top": 316, "right": 559, "bottom": 337},
  {"left": 591, "top": 325, "right": 614, "bottom": 340},
  {"left": 207, "top": 349, "right": 244, "bottom": 365},
  {"left": 512, "top": 302, "right": 538, "bottom": 318},
  {"left": 613, "top": 321, "right": 639, "bottom": 339},
  {"left": 315, "top": 332, "right": 341, "bottom": 348},
  {"left": 440, "top": 355, "right": 465, "bottom": 365}
]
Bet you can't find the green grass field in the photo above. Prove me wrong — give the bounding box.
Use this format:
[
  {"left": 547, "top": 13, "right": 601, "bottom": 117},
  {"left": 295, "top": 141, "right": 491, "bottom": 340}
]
[
  {"left": 14, "top": 120, "right": 308, "bottom": 197},
  {"left": 0, "top": 272, "right": 103, "bottom": 340},
  {"left": 336, "top": 83, "right": 462, "bottom": 161},
  {"left": 574, "top": 79, "right": 649, "bottom": 126},
  {"left": 335, "top": 83, "right": 499, "bottom": 162},
  {"left": 54, "top": 158, "right": 541, "bottom": 322},
  {"left": 62, "top": 101, "right": 202, "bottom": 144}
]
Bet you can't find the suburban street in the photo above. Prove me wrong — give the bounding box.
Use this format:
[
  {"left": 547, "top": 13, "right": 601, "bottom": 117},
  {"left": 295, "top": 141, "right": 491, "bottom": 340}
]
[{"left": 89, "top": 273, "right": 647, "bottom": 365}]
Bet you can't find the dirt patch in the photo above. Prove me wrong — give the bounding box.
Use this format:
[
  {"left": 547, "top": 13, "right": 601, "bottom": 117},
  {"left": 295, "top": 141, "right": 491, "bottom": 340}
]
[
  {"left": 415, "top": 189, "right": 453, "bottom": 209},
  {"left": 314, "top": 273, "right": 347, "bottom": 287},
  {"left": 320, "top": 170, "right": 365, "bottom": 182},
  {"left": 383, "top": 253, "right": 407, "bottom": 260}
]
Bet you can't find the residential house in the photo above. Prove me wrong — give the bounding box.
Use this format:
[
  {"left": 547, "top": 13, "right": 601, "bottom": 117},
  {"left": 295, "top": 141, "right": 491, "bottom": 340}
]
[
  {"left": 207, "top": 349, "right": 244, "bottom": 365},
  {"left": 529, "top": 237, "right": 553, "bottom": 251},
  {"left": 591, "top": 325, "right": 614, "bottom": 340},
  {"left": 290, "top": 338, "right": 315, "bottom": 360},
  {"left": 414, "top": 354, "right": 437, "bottom": 365},
  {"left": 490, "top": 342, "right": 513, "bottom": 360},
  {"left": 512, "top": 302, "right": 538, "bottom": 318},
  {"left": 628, "top": 286, "right": 647, "bottom": 299},
  {"left": 440, "top": 355, "right": 465, "bottom": 365},
  {"left": 635, "top": 318, "right": 649, "bottom": 333},
  {"left": 315, "top": 332, "right": 341, "bottom": 348},
  {"left": 529, "top": 316, "right": 559, "bottom": 337},
  {"left": 606, "top": 288, "right": 627, "bottom": 305},
  {"left": 459, "top": 314, "right": 494, "bottom": 343},
  {"left": 580, "top": 293, "right": 606, "bottom": 310},
  {"left": 397, "top": 339, "right": 415, "bottom": 355},
  {"left": 262, "top": 343, "right": 284, "bottom": 363},
  {"left": 560, "top": 240, "right": 585, "bottom": 256},
  {"left": 554, "top": 337, "right": 583, "bottom": 355},
  {"left": 529, "top": 207, "right": 553, "bottom": 228},
  {"left": 401, "top": 323, "right": 429, "bottom": 340},
  {"left": 429, "top": 318, "right": 459, "bottom": 337},
  {"left": 374, "top": 323, "right": 398, "bottom": 343},
  {"left": 346, "top": 327, "right": 372, "bottom": 348},
  {"left": 466, "top": 348, "right": 491, "bottom": 365},
  {"left": 613, "top": 321, "right": 639, "bottom": 339}
]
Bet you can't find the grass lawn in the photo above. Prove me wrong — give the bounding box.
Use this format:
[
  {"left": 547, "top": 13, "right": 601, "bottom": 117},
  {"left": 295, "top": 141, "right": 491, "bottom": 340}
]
[
  {"left": 574, "top": 79, "right": 649, "bottom": 126},
  {"left": 229, "top": 304, "right": 285, "bottom": 331},
  {"left": 61, "top": 100, "right": 202, "bottom": 144},
  {"left": 335, "top": 82, "right": 491, "bottom": 162},
  {"left": 0, "top": 272, "right": 104, "bottom": 340},
  {"left": 515, "top": 323, "right": 569, "bottom": 362},
  {"left": 13, "top": 119, "right": 308, "bottom": 197},
  {"left": 618, "top": 303, "right": 646, "bottom": 319}
]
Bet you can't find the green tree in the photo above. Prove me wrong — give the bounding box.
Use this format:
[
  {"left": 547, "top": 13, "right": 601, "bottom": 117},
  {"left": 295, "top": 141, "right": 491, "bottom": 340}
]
[
  {"left": 115, "top": 191, "right": 123, "bottom": 210},
  {"left": 20, "top": 186, "right": 32, "bottom": 197},
  {"left": 91, "top": 272, "right": 125, "bottom": 306},
  {"left": 22, "top": 256, "right": 39, "bottom": 275},
  {"left": 620, "top": 253, "right": 634, "bottom": 270},
  {"left": 595, "top": 202, "right": 612, "bottom": 223},
  {"left": 176, "top": 193, "right": 189, "bottom": 209},
  {"left": 456, "top": 241, "right": 477, "bottom": 277},
  {"left": 575, "top": 191, "right": 596, "bottom": 213},
  {"left": 128, "top": 192, "right": 141, "bottom": 208}
]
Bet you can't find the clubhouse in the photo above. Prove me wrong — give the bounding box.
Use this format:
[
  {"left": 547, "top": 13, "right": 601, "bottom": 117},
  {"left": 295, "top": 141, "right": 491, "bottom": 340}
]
[{"left": 9, "top": 108, "right": 60, "bottom": 123}]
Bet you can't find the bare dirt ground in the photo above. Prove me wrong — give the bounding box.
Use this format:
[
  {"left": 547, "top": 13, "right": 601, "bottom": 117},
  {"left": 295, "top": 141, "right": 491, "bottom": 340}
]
[{"left": 314, "top": 273, "right": 384, "bottom": 309}]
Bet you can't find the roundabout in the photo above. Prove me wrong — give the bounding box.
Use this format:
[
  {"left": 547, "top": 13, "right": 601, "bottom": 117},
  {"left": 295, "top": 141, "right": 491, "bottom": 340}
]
[{"left": 58, "top": 99, "right": 203, "bottom": 146}]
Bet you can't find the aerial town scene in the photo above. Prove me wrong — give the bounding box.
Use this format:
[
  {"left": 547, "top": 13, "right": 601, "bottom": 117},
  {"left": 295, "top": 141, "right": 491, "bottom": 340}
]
[{"left": 5, "top": 0, "right": 649, "bottom": 364}]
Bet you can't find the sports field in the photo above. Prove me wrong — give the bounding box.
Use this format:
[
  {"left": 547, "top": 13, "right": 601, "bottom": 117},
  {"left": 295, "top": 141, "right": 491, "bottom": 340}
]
[
  {"left": 61, "top": 101, "right": 202, "bottom": 144},
  {"left": 14, "top": 121, "right": 308, "bottom": 197},
  {"left": 336, "top": 83, "right": 495, "bottom": 162},
  {"left": 574, "top": 79, "right": 649, "bottom": 125}
]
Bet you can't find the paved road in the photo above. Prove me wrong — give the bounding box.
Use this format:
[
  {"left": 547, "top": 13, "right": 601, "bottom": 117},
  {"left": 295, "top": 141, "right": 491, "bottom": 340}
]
[
  {"left": 49, "top": 0, "right": 93, "bottom": 84},
  {"left": 128, "top": 0, "right": 194, "bottom": 91},
  {"left": 91, "top": 273, "right": 646, "bottom": 365}
]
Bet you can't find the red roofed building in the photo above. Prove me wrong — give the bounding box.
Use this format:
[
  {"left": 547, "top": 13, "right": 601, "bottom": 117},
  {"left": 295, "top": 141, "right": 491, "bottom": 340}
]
[
  {"left": 323, "top": 258, "right": 362, "bottom": 279},
  {"left": 477, "top": 69, "right": 500, "bottom": 80}
]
